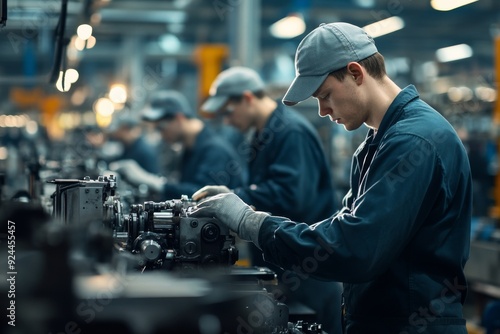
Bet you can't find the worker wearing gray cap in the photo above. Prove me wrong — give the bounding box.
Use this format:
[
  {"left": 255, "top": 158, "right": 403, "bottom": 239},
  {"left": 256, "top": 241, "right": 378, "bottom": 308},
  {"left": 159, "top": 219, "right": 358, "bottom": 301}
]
[
  {"left": 106, "top": 112, "right": 160, "bottom": 174},
  {"left": 110, "top": 90, "right": 245, "bottom": 199},
  {"left": 190, "top": 22, "right": 472, "bottom": 333},
  {"left": 193, "top": 66, "right": 342, "bottom": 334}
]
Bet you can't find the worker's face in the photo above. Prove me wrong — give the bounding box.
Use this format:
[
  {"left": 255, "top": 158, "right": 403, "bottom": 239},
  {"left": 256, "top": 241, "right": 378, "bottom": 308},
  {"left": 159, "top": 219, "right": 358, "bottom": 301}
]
[
  {"left": 156, "top": 117, "right": 181, "bottom": 144},
  {"left": 221, "top": 94, "right": 256, "bottom": 133},
  {"left": 313, "top": 74, "right": 367, "bottom": 131}
]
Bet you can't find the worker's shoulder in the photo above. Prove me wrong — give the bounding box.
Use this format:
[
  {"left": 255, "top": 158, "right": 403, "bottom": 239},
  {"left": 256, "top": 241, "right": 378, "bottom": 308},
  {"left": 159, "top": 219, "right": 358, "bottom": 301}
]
[
  {"left": 267, "top": 105, "right": 318, "bottom": 136},
  {"left": 392, "top": 100, "right": 458, "bottom": 141}
]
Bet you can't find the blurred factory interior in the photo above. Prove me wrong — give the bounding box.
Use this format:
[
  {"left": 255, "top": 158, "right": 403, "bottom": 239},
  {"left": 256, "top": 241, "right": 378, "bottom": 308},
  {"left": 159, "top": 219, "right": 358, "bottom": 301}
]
[{"left": 1, "top": 0, "right": 500, "bottom": 333}]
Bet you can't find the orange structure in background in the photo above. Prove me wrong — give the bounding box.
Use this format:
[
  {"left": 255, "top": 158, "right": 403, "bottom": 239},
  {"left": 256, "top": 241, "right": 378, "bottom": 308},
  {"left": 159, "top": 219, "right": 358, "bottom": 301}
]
[
  {"left": 10, "top": 86, "right": 65, "bottom": 139},
  {"left": 194, "top": 44, "right": 228, "bottom": 118}
]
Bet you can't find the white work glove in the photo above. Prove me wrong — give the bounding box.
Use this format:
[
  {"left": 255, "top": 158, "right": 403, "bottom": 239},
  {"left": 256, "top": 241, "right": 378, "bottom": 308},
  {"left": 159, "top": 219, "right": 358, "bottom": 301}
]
[
  {"left": 192, "top": 185, "right": 232, "bottom": 201},
  {"left": 109, "top": 159, "right": 166, "bottom": 193},
  {"left": 190, "top": 193, "right": 269, "bottom": 249}
]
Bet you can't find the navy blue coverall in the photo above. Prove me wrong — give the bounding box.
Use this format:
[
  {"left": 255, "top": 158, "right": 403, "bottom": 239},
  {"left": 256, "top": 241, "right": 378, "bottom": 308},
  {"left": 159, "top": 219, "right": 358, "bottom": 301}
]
[
  {"left": 118, "top": 136, "right": 160, "bottom": 174},
  {"left": 162, "top": 125, "right": 245, "bottom": 199},
  {"left": 259, "top": 86, "right": 472, "bottom": 334},
  {"left": 233, "top": 102, "right": 342, "bottom": 334}
]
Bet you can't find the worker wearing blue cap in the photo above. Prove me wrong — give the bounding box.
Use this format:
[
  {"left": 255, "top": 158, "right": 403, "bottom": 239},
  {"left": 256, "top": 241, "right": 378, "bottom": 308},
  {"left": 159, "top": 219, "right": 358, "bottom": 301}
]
[
  {"left": 111, "top": 90, "right": 245, "bottom": 199},
  {"left": 106, "top": 112, "right": 160, "bottom": 174}
]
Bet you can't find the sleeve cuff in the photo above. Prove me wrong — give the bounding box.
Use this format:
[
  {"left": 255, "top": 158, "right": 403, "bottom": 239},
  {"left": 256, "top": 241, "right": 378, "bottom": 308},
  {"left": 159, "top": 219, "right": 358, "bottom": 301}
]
[{"left": 238, "top": 211, "right": 269, "bottom": 249}]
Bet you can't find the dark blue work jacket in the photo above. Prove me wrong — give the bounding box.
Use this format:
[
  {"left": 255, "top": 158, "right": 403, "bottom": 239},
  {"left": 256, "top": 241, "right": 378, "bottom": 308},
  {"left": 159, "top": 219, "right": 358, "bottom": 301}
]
[
  {"left": 162, "top": 125, "right": 245, "bottom": 199},
  {"left": 119, "top": 136, "right": 160, "bottom": 174},
  {"left": 259, "top": 85, "right": 472, "bottom": 333},
  {"left": 233, "top": 103, "right": 335, "bottom": 223}
]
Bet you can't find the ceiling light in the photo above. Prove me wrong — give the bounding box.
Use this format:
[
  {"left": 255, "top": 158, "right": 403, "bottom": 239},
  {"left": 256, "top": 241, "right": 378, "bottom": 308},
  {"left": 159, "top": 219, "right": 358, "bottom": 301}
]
[
  {"left": 436, "top": 44, "right": 473, "bottom": 62},
  {"left": 109, "top": 84, "right": 128, "bottom": 104},
  {"left": 93, "top": 98, "right": 115, "bottom": 117},
  {"left": 270, "top": 13, "right": 306, "bottom": 39},
  {"left": 65, "top": 69, "right": 79, "bottom": 84},
  {"left": 74, "top": 36, "right": 86, "bottom": 51},
  {"left": 431, "top": 0, "right": 478, "bottom": 11},
  {"left": 363, "top": 16, "right": 404, "bottom": 38},
  {"left": 77, "top": 24, "right": 93, "bottom": 40},
  {"left": 86, "top": 36, "right": 97, "bottom": 49},
  {"left": 99, "top": 9, "right": 186, "bottom": 24},
  {"left": 159, "top": 34, "right": 181, "bottom": 53},
  {"left": 354, "top": 0, "right": 375, "bottom": 8},
  {"left": 56, "top": 71, "right": 71, "bottom": 92},
  {"left": 475, "top": 86, "right": 496, "bottom": 102}
]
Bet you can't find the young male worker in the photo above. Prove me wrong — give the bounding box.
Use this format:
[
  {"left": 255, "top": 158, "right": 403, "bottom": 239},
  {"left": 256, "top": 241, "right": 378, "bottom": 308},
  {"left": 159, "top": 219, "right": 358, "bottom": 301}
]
[
  {"left": 191, "top": 22, "right": 472, "bottom": 333},
  {"left": 193, "top": 66, "right": 342, "bottom": 333},
  {"left": 111, "top": 90, "right": 245, "bottom": 198}
]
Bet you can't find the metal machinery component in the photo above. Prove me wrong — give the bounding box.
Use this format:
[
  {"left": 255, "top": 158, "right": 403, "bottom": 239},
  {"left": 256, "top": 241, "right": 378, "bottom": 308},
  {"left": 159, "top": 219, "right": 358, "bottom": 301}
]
[
  {"left": 49, "top": 175, "right": 238, "bottom": 271},
  {"left": 0, "top": 175, "right": 323, "bottom": 334}
]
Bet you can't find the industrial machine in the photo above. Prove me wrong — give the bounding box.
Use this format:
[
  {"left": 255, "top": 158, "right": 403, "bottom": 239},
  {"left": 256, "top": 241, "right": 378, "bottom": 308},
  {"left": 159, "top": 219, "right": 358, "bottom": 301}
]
[{"left": 0, "top": 175, "right": 322, "bottom": 334}]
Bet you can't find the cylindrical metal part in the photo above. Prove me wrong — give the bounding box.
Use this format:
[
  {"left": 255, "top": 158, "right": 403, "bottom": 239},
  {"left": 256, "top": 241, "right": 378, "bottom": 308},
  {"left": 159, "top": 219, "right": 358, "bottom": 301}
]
[{"left": 140, "top": 239, "right": 162, "bottom": 261}]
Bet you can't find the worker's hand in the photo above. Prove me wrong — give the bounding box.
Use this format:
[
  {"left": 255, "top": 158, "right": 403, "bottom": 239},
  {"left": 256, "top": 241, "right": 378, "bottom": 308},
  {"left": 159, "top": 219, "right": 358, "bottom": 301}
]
[
  {"left": 189, "top": 193, "right": 269, "bottom": 248},
  {"left": 192, "top": 185, "right": 232, "bottom": 201},
  {"left": 109, "top": 159, "right": 166, "bottom": 193}
]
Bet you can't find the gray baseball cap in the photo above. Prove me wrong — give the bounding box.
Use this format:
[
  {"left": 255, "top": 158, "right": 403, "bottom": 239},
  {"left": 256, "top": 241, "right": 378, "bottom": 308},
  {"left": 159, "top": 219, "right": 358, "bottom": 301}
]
[
  {"left": 282, "top": 22, "right": 378, "bottom": 106},
  {"left": 107, "top": 112, "right": 139, "bottom": 133},
  {"left": 201, "top": 66, "right": 266, "bottom": 113},
  {"left": 141, "top": 90, "right": 193, "bottom": 121}
]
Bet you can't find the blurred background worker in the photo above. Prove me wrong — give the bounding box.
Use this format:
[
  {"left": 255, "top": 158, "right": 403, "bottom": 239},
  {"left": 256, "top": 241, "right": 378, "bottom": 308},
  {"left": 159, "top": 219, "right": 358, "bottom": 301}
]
[
  {"left": 193, "top": 66, "right": 342, "bottom": 334},
  {"left": 105, "top": 112, "right": 160, "bottom": 174},
  {"left": 110, "top": 90, "right": 246, "bottom": 199}
]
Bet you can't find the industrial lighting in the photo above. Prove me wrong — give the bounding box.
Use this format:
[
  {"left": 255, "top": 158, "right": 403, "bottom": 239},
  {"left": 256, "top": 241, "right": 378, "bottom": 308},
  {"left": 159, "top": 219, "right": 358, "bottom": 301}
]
[
  {"left": 363, "top": 16, "right": 405, "bottom": 38},
  {"left": 86, "top": 36, "right": 97, "bottom": 49},
  {"left": 354, "top": 0, "right": 375, "bottom": 8},
  {"left": 431, "top": 0, "right": 478, "bottom": 11},
  {"left": 109, "top": 84, "right": 128, "bottom": 104},
  {"left": 159, "top": 34, "right": 181, "bottom": 53},
  {"left": 436, "top": 44, "right": 473, "bottom": 62},
  {"left": 56, "top": 69, "right": 79, "bottom": 92},
  {"left": 0, "top": 147, "right": 7, "bottom": 160},
  {"left": 269, "top": 13, "right": 306, "bottom": 39},
  {"left": 475, "top": 86, "right": 497, "bottom": 102},
  {"left": 74, "top": 36, "right": 86, "bottom": 51},
  {"left": 99, "top": 9, "right": 186, "bottom": 24},
  {"left": 65, "top": 69, "right": 79, "bottom": 84},
  {"left": 77, "top": 24, "right": 93, "bottom": 40},
  {"left": 93, "top": 98, "right": 115, "bottom": 117},
  {"left": 56, "top": 71, "right": 71, "bottom": 92}
]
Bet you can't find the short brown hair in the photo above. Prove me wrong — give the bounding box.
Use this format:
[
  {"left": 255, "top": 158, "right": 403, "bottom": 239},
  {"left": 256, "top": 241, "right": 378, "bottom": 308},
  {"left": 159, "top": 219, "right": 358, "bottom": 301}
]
[
  {"left": 330, "top": 52, "right": 386, "bottom": 81},
  {"left": 227, "top": 90, "right": 266, "bottom": 103}
]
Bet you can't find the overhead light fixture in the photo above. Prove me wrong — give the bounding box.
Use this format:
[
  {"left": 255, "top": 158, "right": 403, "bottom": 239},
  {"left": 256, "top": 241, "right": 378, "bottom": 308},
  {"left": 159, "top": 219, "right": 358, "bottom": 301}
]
[
  {"left": 56, "top": 70, "right": 79, "bottom": 92},
  {"left": 109, "top": 84, "right": 128, "bottom": 104},
  {"left": 93, "top": 98, "right": 115, "bottom": 117},
  {"left": 269, "top": 13, "right": 306, "bottom": 39},
  {"left": 354, "top": 0, "right": 375, "bottom": 8},
  {"left": 77, "top": 24, "right": 93, "bottom": 40},
  {"left": 362, "top": 16, "right": 404, "bottom": 38},
  {"left": 86, "top": 36, "right": 97, "bottom": 49},
  {"left": 99, "top": 9, "right": 186, "bottom": 24},
  {"left": 431, "top": 0, "right": 478, "bottom": 11},
  {"left": 159, "top": 34, "right": 181, "bottom": 53},
  {"left": 436, "top": 44, "right": 473, "bottom": 62}
]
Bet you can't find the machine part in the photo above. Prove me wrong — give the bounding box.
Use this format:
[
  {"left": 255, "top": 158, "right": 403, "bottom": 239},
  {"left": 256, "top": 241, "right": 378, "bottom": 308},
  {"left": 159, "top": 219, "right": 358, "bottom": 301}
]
[{"left": 48, "top": 176, "right": 238, "bottom": 271}]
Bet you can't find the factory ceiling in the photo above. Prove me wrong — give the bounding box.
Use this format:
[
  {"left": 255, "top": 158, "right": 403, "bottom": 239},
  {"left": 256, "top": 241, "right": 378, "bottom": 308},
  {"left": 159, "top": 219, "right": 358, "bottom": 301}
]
[{"left": 0, "top": 0, "right": 499, "bottom": 107}]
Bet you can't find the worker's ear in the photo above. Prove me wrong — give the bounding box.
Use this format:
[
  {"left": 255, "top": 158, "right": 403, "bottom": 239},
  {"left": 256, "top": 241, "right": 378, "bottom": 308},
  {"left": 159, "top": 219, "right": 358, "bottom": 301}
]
[{"left": 346, "top": 62, "right": 364, "bottom": 84}]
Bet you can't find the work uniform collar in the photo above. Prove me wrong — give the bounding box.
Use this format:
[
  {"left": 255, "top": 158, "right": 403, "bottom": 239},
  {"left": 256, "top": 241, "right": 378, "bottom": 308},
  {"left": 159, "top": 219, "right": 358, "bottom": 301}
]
[{"left": 370, "top": 84, "right": 420, "bottom": 146}]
